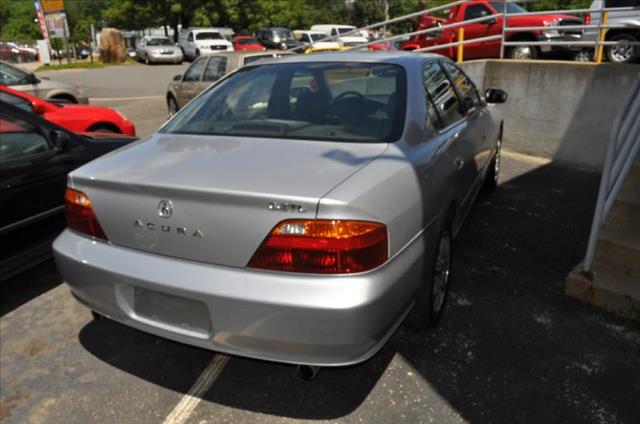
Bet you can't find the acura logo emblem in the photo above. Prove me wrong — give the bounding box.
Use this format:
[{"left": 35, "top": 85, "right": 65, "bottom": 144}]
[{"left": 158, "top": 200, "right": 173, "bottom": 218}]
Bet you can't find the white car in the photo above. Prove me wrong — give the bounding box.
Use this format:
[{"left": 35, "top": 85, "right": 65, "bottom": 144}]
[
  {"left": 178, "top": 28, "right": 233, "bottom": 61},
  {"left": 310, "top": 25, "right": 369, "bottom": 47},
  {"left": 293, "top": 30, "right": 341, "bottom": 50}
]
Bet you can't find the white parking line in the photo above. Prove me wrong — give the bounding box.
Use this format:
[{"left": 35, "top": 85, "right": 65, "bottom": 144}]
[
  {"left": 162, "top": 354, "right": 230, "bottom": 424},
  {"left": 90, "top": 95, "right": 164, "bottom": 102}
]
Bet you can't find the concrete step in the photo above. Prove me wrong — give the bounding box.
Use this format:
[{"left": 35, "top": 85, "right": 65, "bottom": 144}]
[
  {"left": 595, "top": 224, "right": 640, "bottom": 274},
  {"left": 619, "top": 161, "right": 639, "bottom": 199},
  {"left": 606, "top": 198, "right": 640, "bottom": 232},
  {"left": 566, "top": 261, "right": 640, "bottom": 319}
]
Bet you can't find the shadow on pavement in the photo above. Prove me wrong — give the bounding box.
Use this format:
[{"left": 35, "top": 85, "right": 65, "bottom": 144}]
[
  {"left": 0, "top": 260, "right": 62, "bottom": 317},
  {"left": 78, "top": 162, "right": 640, "bottom": 422}
]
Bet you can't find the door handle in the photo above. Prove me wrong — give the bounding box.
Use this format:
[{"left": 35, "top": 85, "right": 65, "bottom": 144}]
[{"left": 454, "top": 157, "right": 464, "bottom": 170}]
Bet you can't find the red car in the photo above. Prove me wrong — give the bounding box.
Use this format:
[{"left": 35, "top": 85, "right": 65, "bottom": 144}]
[
  {"left": 233, "top": 35, "right": 266, "bottom": 51},
  {"left": 0, "top": 85, "right": 136, "bottom": 136}
]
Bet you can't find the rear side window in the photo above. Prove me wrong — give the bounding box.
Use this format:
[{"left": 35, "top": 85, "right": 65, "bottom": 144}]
[
  {"left": 441, "top": 62, "right": 482, "bottom": 109},
  {"left": 203, "top": 57, "right": 227, "bottom": 82},
  {"left": 423, "top": 62, "right": 464, "bottom": 130},
  {"left": 183, "top": 58, "right": 207, "bottom": 82}
]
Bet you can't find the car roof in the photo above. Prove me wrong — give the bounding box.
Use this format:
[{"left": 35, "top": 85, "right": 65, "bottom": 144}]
[{"left": 243, "top": 51, "right": 443, "bottom": 67}]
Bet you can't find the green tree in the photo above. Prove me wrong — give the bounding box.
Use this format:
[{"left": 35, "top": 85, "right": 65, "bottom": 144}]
[{"left": 0, "top": 0, "right": 40, "bottom": 42}]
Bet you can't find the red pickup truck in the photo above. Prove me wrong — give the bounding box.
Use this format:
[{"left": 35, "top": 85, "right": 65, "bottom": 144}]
[{"left": 400, "top": 0, "right": 584, "bottom": 60}]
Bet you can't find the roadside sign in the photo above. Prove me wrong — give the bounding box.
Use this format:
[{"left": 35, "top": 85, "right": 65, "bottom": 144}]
[
  {"left": 41, "top": 0, "right": 64, "bottom": 13},
  {"left": 44, "top": 12, "right": 68, "bottom": 39}
]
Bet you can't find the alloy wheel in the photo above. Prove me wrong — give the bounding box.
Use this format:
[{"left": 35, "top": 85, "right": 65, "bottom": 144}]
[
  {"left": 512, "top": 46, "right": 533, "bottom": 60},
  {"left": 611, "top": 43, "right": 633, "bottom": 63}
]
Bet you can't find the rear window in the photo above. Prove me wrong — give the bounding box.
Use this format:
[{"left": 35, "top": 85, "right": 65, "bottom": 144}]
[
  {"left": 196, "top": 32, "right": 223, "bottom": 40},
  {"left": 147, "top": 38, "right": 173, "bottom": 46},
  {"left": 605, "top": 0, "right": 640, "bottom": 7},
  {"left": 162, "top": 62, "right": 406, "bottom": 143},
  {"left": 237, "top": 37, "right": 259, "bottom": 45}
]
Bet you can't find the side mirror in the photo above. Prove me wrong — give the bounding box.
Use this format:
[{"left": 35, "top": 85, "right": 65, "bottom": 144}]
[
  {"left": 173, "top": 74, "right": 182, "bottom": 81},
  {"left": 50, "top": 130, "right": 71, "bottom": 151},
  {"left": 485, "top": 88, "right": 508, "bottom": 104},
  {"left": 29, "top": 72, "right": 40, "bottom": 84},
  {"left": 484, "top": 17, "right": 497, "bottom": 25}
]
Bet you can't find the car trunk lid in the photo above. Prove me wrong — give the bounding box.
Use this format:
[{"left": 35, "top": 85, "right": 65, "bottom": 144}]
[{"left": 69, "top": 133, "right": 387, "bottom": 267}]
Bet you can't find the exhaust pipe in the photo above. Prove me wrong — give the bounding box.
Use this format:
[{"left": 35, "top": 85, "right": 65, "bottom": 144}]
[{"left": 296, "top": 365, "right": 321, "bottom": 381}]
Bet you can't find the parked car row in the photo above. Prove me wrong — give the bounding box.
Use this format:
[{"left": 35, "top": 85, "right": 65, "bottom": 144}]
[{"left": 0, "top": 41, "right": 38, "bottom": 63}]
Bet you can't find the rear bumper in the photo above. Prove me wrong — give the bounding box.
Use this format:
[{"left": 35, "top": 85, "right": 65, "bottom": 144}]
[{"left": 53, "top": 229, "right": 425, "bottom": 366}]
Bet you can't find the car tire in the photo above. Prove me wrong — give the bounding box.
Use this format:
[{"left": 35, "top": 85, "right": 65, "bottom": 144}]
[
  {"left": 195, "top": 49, "right": 200, "bottom": 59},
  {"left": 507, "top": 44, "right": 539, "bottom": 60},
  {"left": 145, "top": 56, "right": 150, "bottom": 65},
  {"left": 167, "top": 96, "right": 179, "bottom": 117},
  {"left": 405, "top": 217, "right": 453, "bottom": 331},
  {"left": 91, "top": 311, "right": 104, "bottom": 321},
  {"left": 607, "top": 33, "right": 640, "bottom": 64},
  {"left": 482, "top": 132, "right": 501, "bottom": 193},
  {"left": 574, "top": 49, "right": 592, "bottom": 62}
]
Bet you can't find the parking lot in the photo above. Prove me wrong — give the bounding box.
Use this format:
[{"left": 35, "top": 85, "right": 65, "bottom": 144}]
[{"left": 1, "top": 61, "right": 639, "bottom": 423}]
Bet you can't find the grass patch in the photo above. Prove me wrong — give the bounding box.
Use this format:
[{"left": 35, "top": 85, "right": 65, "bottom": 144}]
[{"left": 35, "top": 58, "right": 136, "bottom": 72}]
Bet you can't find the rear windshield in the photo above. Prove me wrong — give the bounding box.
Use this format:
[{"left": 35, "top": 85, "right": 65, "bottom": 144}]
[
  {"left": 196, "top": 32, "right": 223, "bottom": 40},
  {"left": 237, "top": 37, "right": 259, "bottom": 45},
  {"left": 243, "top": 54, "right": 272, "bottom": 65},
  {"left": 147, "top": 38, "right": 173, "bottom": 46},
  {"left": 310, "top": 33, "right": 328, "bottom": 42},
  {"left": 162, "top": 62, "right": 406, "bottom": 143}
]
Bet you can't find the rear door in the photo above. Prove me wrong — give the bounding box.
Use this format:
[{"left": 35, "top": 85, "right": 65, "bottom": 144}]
[{"left": 422, "top": 60, "right": 476, "bottom": 228}]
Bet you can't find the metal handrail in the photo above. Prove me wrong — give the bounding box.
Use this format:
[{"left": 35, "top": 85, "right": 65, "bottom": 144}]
[
  {"left": 341, "top": 13, "right": 501, "bottom": 52},
  {"left": 289, "top": 0, "right": 639, "bottom": 65},
  {"left": 583, "top": 77, "right": 640, "bottom": 273}
]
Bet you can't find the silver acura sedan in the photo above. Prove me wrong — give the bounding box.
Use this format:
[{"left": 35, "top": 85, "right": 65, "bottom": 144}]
[{"left": 53, "top": 52, "right": 506, "bottom": 370}]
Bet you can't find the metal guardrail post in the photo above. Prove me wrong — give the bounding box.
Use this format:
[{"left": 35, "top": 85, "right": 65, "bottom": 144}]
[
  {"left": 596, "top": 11, "right": 609, "bottom": 64},
  {"left": 457, "top": 27, "right": 465, "bottom": 63},
  {"left": 594, "top": 0, "right": 605, "bottom": 62}
]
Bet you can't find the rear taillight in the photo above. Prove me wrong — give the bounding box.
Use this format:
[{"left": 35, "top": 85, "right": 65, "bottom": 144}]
[
  {"left": 64, "top": 188, "right": 107, "bottom": 240},
  {"left": 249, "top": 220, "right": 388, "bottom": 274},
  {"left": 585, "top": 13, "right": 591, "bottom": 25}
]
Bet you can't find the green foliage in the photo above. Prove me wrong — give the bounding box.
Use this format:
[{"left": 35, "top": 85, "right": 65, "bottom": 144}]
[
  {"left": 0, "top": 0, "right": 40, "bottom": 42},
  {"left": 0, "top": 0, "right": 597, "bottom": 43}
]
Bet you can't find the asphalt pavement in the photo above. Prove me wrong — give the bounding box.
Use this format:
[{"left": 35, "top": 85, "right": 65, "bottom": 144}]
[{"left": 2, "top": 147, "right": 639, "bottom": 424}]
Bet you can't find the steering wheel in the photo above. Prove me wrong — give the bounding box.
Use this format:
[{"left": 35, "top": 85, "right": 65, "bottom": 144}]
[{"left": 332, "top": 91, "right": 365, "bottom": 105}]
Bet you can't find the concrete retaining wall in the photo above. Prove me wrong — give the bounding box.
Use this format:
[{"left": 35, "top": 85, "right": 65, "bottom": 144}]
[{"left": 461, "top": 60, "right": 639, "bottom": 170}]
